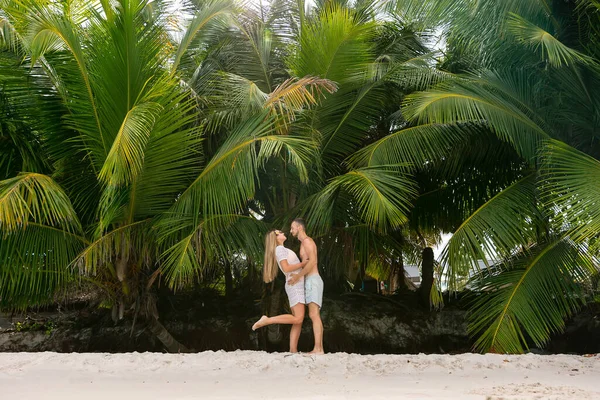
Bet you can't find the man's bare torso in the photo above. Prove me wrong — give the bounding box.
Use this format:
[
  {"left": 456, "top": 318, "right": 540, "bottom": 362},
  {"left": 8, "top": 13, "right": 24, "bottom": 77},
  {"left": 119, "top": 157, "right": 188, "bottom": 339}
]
[{"left": 300, "top": 237, "right": 319, "bottom": 276}]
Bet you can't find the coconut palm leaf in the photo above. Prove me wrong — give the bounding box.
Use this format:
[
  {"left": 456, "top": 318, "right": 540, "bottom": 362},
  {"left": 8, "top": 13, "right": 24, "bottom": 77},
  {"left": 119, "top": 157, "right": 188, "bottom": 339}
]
[
  {"left": 71, "top": 219, "right": 151, "bottom": 276},
  {"left": 98, "top": 102, "right": 163, "bottom": 186},
  {"left": 0, "top": 10, "right": 23, "bottom": 52},
  {"left": 439, "top": 174, "right": 542, "bottom": 291},
  {"left": 18, "top": 1, "right": 107, "bottom": 162},
  {"left": 350, "top": 122, "right": 474, "bottom": 168},
  {"left": 384, "top": 52, "right": 457, "bottom": 91},
  {"left": 158, "top": 214, "right": 266, "bottom": 289},
  {"left": 540, "top": 139, "right": 600, "bottom": 245},
  {"left": 305, "top": 164, "right": 418, "bottom": 233},
  {"left": 469, "top": 239, "right": 596, "bottom": 353},
  {"left": 0, "top": 91, "right": 48, "bottom": 178},
  {"left": 201, "top": 73, "right": 336, "bottom": 133},
  {"left": 0, "top": 223, "right": 87, "bottom": 309},
  {"left": 209, "top": 72, "right": 269, "bottom": 116},
  {"left": 403, "top": 71, "right": 550, "bottom": 160},
  {"left": 506, "top": 13, "right": 595, "bottom": 67},
  {"left": 290, "top": 4, "right": 375, "bottom": 85},
  {"left": 128, "top": 97, "right": 203, "bottom": 219},
  {"left": 407, "top": 129, "right": 528, "bottom": 235},
  {"left": 315, "top": 82, "right": 386, "bottom": 160},
  {"left": 385, "top": 0, "right": 459, "bottom": 27},
  {"left": 172, "top": 0, "right": 233, "bottom": 73},
  {"left": 164, "top": 111, "right": 314, "bottom": 221},
  {"left": 264, "top": 76, "right": 337, "bottom": 129},
  {"left": 0, "top": 172, "right": 81, "bottom": 232},
  {"left": 231, "top": 18, "right": 280, "bottom": 92}
]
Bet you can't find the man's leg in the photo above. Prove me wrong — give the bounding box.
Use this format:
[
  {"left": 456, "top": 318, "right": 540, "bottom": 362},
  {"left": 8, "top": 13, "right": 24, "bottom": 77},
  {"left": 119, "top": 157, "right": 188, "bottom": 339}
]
[
  {"left": 308, "top": 303, "right": 324, "bottom": 354},
  {"left": 289, "top": 305, "right": 304, "bottom": 353}
]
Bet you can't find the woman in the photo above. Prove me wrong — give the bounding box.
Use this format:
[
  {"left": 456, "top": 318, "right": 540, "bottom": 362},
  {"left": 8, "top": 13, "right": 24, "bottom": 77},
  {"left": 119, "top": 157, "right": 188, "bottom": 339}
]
[{"left": 252, "top": 229, "right": 308, "bottom": 353}]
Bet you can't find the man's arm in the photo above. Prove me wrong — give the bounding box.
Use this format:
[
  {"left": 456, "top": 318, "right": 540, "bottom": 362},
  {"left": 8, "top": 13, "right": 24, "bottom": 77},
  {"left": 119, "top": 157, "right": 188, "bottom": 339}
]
[
  {"left": 279, "top": 258, "right": 309, "bottom": 273},
  {"left": 288, "top": 239, "right": 317, "bottom": 285}
]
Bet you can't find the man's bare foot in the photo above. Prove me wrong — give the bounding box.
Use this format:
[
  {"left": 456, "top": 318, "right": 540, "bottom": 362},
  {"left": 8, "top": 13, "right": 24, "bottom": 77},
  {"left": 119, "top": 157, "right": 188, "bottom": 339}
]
[
  {"left": 308, "top": 349, "right": 325, "bottom": 355},
  {"left": 252, "top": 315, "right": 268, "bottom": 331}
]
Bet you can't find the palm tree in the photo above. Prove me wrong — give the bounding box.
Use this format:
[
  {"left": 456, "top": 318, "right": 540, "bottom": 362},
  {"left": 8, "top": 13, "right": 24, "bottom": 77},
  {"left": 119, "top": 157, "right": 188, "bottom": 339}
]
[
  {"left": 1, "top": 0, "right": 448, "bottom": 316},
  {"left": 6, "top": 0, "right": 597, "bottom": 356},
  {"left": 0, "top": 0, "right": 319, "bottom": 351},
  {"left": 368, "top": 0, "right": 600, "bottom": 353},
  {"left": 182, "top": 0, "right": 447, "bottom": 298}
]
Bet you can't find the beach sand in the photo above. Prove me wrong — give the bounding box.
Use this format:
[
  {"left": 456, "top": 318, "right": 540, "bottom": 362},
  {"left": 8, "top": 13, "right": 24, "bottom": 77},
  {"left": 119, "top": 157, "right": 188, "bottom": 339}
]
[{"left": 0, "top": 351, "right": 598, "bottom": 399}]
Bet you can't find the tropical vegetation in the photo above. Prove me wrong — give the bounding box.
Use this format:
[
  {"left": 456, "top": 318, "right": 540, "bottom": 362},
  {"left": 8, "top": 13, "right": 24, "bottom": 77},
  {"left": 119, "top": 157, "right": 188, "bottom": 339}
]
[{"left": 0, "top": 0, "right": 598, "bottom": 354}]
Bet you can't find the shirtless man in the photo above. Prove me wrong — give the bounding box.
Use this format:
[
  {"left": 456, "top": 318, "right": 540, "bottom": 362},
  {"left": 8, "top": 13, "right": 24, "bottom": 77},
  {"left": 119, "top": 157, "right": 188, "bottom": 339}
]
[{"left": 287, "top": 218, "right": 324, "bottom": 354}]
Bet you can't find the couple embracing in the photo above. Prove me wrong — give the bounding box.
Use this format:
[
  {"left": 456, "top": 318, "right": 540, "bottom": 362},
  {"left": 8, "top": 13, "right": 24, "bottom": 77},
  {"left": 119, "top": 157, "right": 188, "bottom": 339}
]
[{"left": 252, "top": 218, "right": 325, "bottom": 355}]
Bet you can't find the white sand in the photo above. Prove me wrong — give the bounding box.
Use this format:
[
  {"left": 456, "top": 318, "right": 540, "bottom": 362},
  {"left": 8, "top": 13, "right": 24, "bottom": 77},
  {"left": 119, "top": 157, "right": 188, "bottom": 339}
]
[{"left": 0, "top": 351, "right": 598, "bottom": 399}]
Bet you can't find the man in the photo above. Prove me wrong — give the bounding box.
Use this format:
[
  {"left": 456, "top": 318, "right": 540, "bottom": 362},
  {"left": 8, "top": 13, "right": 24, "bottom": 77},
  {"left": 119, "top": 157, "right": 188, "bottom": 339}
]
[{"left": 288, "top": 218, "right": 324, "bottom": 354}]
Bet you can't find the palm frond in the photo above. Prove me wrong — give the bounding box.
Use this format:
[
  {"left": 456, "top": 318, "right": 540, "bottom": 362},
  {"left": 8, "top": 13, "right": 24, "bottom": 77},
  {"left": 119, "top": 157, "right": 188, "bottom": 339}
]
[
  {"left": 290, "top": 4, "right": 375, "bottom": 84},
  {"left": 98, "top": 102, "right": 163, "bottom": 186},
  {"left": 232, "top": 18, "right": 279, "bottom": 92},
  {"left": 165, "top": 112, "right": 313, "bottom": 219},
  {"left": 407, "top": 129, "right": 528, "bottom": 234},
  {"left": 350, "top": 123, "right": 474, "bottom": 168},
  {"left": 506, "top": 13, "right": 596, "bottom": 67},
  {"left": 469, "top": 239, "right": 596, "bottom": 353},
  {"left": 0, "top": 11, "right": 23, "bottom": 53},
  {"left": 384, "top": 0, "right": 464, "bottom": 28},
  {"left": 384, "top": 52, "right": 458, "bottom": 91},
  {"left": 440, "top": 174, "right": 541, "bottom": 291},
  {"left": 317, "top": 82, "right": 386, "bottom": 160},
  {"left": 158, "top": 214, "right": 265, "bottom": 289},
  {"left": 211, "top": 72, "right": 270, "bottom": 115},
  {"left": 540, "top": 139, "right": 600, "bottom": 244},
  {"left": 306, "top": 164, "right": 418, "bottom": 233},
  {"left": 22, "top": 2, "right": 107, "bottom": 159},
  {"left": 403, "top": 71, "right": 550, "bottom": 160},
  {"left": 0, "top": 223, "right": 86, "bottom": 310},
  {"left": 129, "top": 95, "right": 203, "bottom": 219},
  {"left": 71, "top": 219, "right": 151, "bottom": 276},
  {"left": 172, "top": 0, "right": 233, "bottom": 72},
  {"left": 265, "top": 76, "right": 337, "bottom": 131},
  {"left": 0, "top": 172, "right": 81, "bottom": 233}
]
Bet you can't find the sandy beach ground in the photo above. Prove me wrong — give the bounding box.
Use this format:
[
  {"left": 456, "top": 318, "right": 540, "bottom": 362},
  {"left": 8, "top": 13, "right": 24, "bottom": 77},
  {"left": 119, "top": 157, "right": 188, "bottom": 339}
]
[{"left": 0, "top": 351, "right": 598, "bottom": 399}]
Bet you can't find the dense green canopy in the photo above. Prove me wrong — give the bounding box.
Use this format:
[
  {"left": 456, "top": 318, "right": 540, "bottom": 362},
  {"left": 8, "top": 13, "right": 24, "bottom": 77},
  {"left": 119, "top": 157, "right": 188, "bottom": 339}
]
[{"left": 1, "top": 0, "right": 599, "bottom": 354}]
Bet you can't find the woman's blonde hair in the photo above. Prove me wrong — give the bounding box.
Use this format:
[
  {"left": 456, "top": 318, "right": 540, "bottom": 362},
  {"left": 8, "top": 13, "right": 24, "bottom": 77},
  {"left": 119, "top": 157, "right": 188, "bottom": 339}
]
[{"left": 263, "top": 230, "right": 279, "bottom": 283}]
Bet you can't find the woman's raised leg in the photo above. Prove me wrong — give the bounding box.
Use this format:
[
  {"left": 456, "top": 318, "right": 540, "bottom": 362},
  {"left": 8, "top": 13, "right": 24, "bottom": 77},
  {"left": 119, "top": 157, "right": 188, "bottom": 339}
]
[{"left": 252, "top": 303, "right": 305, "bottom": 331}]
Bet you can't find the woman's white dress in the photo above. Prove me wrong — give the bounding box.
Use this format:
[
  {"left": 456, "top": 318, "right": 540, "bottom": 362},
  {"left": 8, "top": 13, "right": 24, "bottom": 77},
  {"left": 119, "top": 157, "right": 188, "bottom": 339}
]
[{"left": 275, "top": 245, "right": 305, "bottom": 307}]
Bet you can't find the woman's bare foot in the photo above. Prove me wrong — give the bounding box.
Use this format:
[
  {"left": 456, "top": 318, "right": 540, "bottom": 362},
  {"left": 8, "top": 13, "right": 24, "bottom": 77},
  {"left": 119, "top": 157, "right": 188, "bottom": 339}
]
[
  {"left": 252, "top": 315, "right": 269, "bottom": 331},
  {"left": 308, "top": 349, "right": 325, "bottom": 355}
]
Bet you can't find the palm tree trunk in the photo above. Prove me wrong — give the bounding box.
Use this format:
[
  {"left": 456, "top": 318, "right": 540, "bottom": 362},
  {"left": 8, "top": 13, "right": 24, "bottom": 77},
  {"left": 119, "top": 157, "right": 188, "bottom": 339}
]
[
  {"left": 420, "top": 247, "right": 434, "bottom": 308},
  {"left": 224, "top": 260, "right": 233, "bottom": 301},
  {"left": 147, "top": 318, "right": 189, "bottom": 353},
  {"left": 353, "top": 263, "right": 366, "bottom": 292},
  {"left": 390, "top": 252, "right": 407, "bottom": 293}
]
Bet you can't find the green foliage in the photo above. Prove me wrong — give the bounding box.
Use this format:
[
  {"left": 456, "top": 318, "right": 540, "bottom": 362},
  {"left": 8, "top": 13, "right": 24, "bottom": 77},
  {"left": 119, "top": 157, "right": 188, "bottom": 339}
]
[
  {"left": 14, "top": 320, "right": 55, "bottom": 335},
  {"left": 1, "top": 0, "right": 599, "bottom": 356},
  {"left": 400, "top": 0, "right": 600, "bottom": 353},
  {"left": 469, "top": 240, "right": 596, "bottom": 353}
]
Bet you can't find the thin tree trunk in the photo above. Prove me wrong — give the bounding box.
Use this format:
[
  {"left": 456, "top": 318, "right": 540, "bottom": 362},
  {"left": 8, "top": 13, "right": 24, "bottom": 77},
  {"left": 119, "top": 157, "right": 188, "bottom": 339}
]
[
  {"left": 116, "top": 256, "right": 128, "bottom": 282},
  {"left": 224, "top": 260, "right": 233, "bottom": 301},
  {"left": 390, "top": 252, "right": 407, "bottom": 293},
  {"left": 420, "top": 247, "right": 434, "bottom": 308},
  {"left": 353, "top": 263, "right": 365, "bottom": 292},
  {"left": 147, "top": 318, "right": 189, "bottom": 353}
]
